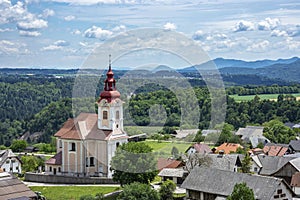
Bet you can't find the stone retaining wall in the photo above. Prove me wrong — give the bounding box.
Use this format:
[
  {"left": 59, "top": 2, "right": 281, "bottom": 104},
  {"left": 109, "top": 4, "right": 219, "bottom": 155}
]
[{"left": 25, "top": 173, "right": 117, "bottom": 184}]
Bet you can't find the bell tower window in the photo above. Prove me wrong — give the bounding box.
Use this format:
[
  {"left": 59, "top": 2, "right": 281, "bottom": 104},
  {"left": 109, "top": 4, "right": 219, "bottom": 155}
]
[
  {"left": 116, "top": 111, "right": 120, "bottom": 119},
  {"left": 103, "top": 111, "right": 108, "bottom": 120}
]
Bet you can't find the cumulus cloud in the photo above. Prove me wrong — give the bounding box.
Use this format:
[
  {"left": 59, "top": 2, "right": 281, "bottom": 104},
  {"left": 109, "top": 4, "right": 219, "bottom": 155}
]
[
  {"left": 233, "top": 20, "right": 254, "bottom": 32},
  {"left": 112, "top": 25, "right": 126, "bottom": 32},
  {"left": 19, "top": 30, "right": 41, "bottom": 37},
  {"left": 271, "top": 29, "right": 288, "bottom": 37},
  {"left": 286, "top": 25, "right": 300, "bottom": 37},
  {"left": 42, "top": 9, "right": 55, "bottom": 18},
  {"left": 64, "top": 15, "right": 75, "bottom": 21},
  {"left": 0, "top": 39, "right": 28, "bottom": 54},
  {"left": 42, "top": 45, "right": 62, "bottom": 51},
  {"left": 17, "top": 19, "right": 48, "bottom": 30},
  {"left": 0, "top": 0, "right": 49, "bottom": 36},
  {"left": 54, "top": 40, "right": 70, "bottom": 46},
  {"left": 42, "top": 40, "right": 70, "bottom": 51},
  {"left": 0, "top": 28, "right": 13, "bottom": 32},
  {"left": 72, "top": 29, "right": 81, "bottom": 35},
  {"left": 163, "top": 22, "right": 177, "bottom": 31},
  {"left": 83, "top": 25, "right": 113, "bottom": 40},
  {"left": 247, "top": 40, "right": 270, "bottom": 52},
  {"left": 258, "top": 17, "right": 280, "bottom": 31},
  {"left": 193, "top": 30, "right": 205, "bottom": 40}
]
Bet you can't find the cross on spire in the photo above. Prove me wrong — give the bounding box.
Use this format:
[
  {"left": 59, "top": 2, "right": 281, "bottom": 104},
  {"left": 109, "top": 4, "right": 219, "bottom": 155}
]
[{"left": 108, "top": 54, "right": 111, "bottom": 71}]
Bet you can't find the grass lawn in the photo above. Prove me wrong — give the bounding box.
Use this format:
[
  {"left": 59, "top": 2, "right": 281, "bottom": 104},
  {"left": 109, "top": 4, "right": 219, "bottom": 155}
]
[
  {"left": 141, "top": 140, "right": 191, "bottom": 156},
  {"left": 125, "top": 126, "right": 163, "bottom": 135},
  {"left": 29, "top": 186, "right": 120, "bottom": 200},
  {"left": 230, "top": 93, "right": 300, "bottom": 102}
]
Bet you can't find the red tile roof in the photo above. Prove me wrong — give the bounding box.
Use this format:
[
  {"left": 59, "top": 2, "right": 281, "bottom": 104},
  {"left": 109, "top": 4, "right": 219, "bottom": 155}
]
[
  {"left": 291, "top": 172, "right": 300, "bottom": 187},
  {"left": 187, "top": 143, "right": 212, "bottom": 154},
  {"left": 157, "top": 158, "right": 183, "bottom": 171},
  {"left": 263, "top": 143, "right": 289, "bottom": 156},
  {"left": 45, "top": 151, "right": 62, "bottom": 165},
  {"left": 216, "top": 143, "right": 242, "bottom": 154},
  {"left": 54, "top": 113, "right": 121, "bottom": 141}
]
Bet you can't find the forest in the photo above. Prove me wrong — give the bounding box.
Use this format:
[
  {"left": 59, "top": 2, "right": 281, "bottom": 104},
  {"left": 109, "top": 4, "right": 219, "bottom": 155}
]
[{"left": 0, "top": 74, "right": 300, "bottom": 146}]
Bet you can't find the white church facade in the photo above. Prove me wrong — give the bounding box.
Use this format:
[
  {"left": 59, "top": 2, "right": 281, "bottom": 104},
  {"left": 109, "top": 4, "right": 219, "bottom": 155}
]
[{"left": 45, "top": 60, "right": 128, "bottom": 178}]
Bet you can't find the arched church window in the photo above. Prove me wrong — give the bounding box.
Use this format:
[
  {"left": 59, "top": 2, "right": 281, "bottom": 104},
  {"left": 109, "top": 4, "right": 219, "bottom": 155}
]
[
  {"left": 116, "top": 111, "right": 120, "bottom": 119},
  {"left": 103, "top": 111, "right": 108, "bottom": 120}
]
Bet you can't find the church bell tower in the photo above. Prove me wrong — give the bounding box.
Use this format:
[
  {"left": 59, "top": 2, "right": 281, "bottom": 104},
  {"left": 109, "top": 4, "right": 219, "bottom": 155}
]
[{"left": 97, "top": 55, "right": 124, "bottom": 134}]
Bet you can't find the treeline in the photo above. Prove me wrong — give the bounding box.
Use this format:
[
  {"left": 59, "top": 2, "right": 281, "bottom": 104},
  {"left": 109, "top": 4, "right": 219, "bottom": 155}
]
[
  {"left": 0, "top": 75, "right": 300, "bottom": 146},
  {"left": 227, "top": 84, "right": 300, "bottom": 95},
  {"left": 128, "top": 87, "right": 300, "bottom": 130}
]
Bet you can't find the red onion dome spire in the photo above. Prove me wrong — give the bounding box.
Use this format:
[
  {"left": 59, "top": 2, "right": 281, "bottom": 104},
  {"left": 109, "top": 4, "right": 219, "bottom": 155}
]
[{"left": 99, "top": 55, "right": 120, "bottom": 102}]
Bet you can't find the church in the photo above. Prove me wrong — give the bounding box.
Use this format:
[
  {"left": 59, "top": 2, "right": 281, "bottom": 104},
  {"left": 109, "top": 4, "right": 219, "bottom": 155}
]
[{"left": 45, "top": 60, "right": 128, "bottom": 178}]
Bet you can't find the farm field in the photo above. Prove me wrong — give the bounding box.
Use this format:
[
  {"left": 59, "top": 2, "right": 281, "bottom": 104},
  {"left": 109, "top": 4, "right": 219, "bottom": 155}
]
[
  {"left": 229, "top": 93, "right": 300, "bottom": 102},
  {"left": 29, "top": 186, "right": 120, "bottom": 200}
]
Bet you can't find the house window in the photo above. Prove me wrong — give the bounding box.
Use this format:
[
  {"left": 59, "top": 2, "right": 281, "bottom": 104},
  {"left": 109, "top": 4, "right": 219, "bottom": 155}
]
[
  {"left": 116, "top": 111, "right": 120, "bottom": 119},
  {"left": 69, "top": 142, "right": 76, "bottom": 151},
  {"left": 103, "top": 111, "right": 108, "bottom": 120},
  {"left": 58, "top": 167, "right": 61, "bottom": 172},
  {"left": 16, "top": 166, "right": 18, "bottom": 171},
  {"left": 49, "top": 167, "right": 52, "bottom": 172},
  {"left": 3, "top": 168, "right": 5, "bottom": 172},
  {"left": 90, "top": 157, "right": 95, "bottom": 167},
  {"left": 116, "top": 142, "right": 120, "bottom": 148},
  {"left": 6, "top": 160, "right": 9, "bottom": 164},
  {"left": 277, "top": 189, "right": 282, "bottom": 194},
  {"left": 254, "top": 167, "right": 258, "bottom": 172}
]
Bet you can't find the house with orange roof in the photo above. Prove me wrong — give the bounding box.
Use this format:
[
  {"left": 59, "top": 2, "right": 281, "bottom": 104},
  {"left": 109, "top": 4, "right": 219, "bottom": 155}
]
[
  {"left": 45, "top": 59, "right": 128, "bottom": 178},
  {"left": 215, "top": 143, "right": 242, "bottom": 154},
  {"left": 263, "top": 143, "right": 289, "bottom": 156}
]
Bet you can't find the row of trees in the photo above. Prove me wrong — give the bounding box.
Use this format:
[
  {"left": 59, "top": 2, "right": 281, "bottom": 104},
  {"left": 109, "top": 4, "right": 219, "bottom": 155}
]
[{"left": 1, "top": 74, "right": 300, "bottom": 146}]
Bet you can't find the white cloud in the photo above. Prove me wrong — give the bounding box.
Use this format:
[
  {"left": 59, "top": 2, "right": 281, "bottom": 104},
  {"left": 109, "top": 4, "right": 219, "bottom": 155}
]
[
  {"left": 19, "top": 30, "right": 41, "bottom": 37},
  {"left": 17, "top": 19, "right": 48, "bottom": 30},
  {"left": 286, "top": 25, "right": 300, "bottom": 37},
  {"left": 258, "top": 17, "right": 280, "bottom": 31},
  {"left": 271, "top": 29, "right": 288, "bottom": 37},
  {"left": 285, "top": 37, "right": 300, "bottom": 50},
  {"left": 42, "top": 9, "right": 55, "bottom": 18},
  {"left": 0, "top": 1, "right": 27, "bottom": 24},
  {"left": 163, "top": 22, "right": 177, "bottom": 31},
  {"left": 0, "top": 28, "right": 13, "bottom": 32},
  {"left": 0, "top": 1, "right": 48, "bottom": 37},
  {"left": 72, "top": 29, "right": 81, "bottom": 35},
  {"left": 0, "top": 39, "right": 28, "bottom": 54},
  {"left": 247, "top": 40, "right": 270, "bottom": 52},
  {"left": 64, "top": 15, "right": 75, "bottom": 21},
  {"left": 42, "top": 40, "right": 70, "bottom": 51},
  {"left": 112, "top": 25, "right": 126, "bottom": 32},
  {"left": 42, "top": 45, "right": 63, "bottom": 51},
  {"left": 54, "top": 40, "right": 70, "bottom": 46},
  {"left": 233, "top": 20, "right": 254, "bottom": 32},
  {"left": 193, "top": 30, "right": 205, "bottom": 40},
  {"left": 83, "top": 25, "right": 113, "bottom": 40}
]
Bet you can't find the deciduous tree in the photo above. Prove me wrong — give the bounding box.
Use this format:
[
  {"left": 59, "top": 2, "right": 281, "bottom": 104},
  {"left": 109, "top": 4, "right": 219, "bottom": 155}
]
[{"left": 111, "top": 142, "right": 158, "bottom": 186}]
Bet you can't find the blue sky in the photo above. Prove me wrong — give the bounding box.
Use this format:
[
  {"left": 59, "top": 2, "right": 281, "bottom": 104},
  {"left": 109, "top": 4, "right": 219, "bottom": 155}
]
[{"left": 0, "top": 0, "right": 300, "bottom": 68}]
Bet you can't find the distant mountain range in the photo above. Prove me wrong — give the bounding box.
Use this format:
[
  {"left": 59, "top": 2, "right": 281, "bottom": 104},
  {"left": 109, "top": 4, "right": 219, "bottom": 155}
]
[
  {"left": 178, "top": 57, "right": 300, "bottom": 83},
  {"left": 0, "top": 57, "right": 299, "bottom": 84}
]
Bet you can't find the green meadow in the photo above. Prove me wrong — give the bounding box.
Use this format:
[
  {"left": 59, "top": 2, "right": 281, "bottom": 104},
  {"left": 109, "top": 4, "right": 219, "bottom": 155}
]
[
  {"left": 229, "top": 93, "right": 300, "bottom": 102},
  {"left": 29, "top": 186, "right": 120, "bottom": 200}
]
